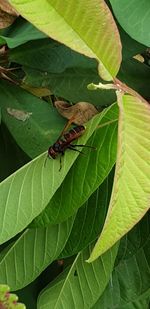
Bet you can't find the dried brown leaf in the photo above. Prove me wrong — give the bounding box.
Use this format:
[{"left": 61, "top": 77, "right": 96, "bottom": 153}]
[
  {"left": 0, "top": 0, "right": 18, "bottom": 16},
  {"left": 54, "top": 101, "right": 99, "bottom": 125},
  {"left": 0, "top": 0, "right": 18, "bottom": 29}
]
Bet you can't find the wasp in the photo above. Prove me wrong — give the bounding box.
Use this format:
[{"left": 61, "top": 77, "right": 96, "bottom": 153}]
[{"left": 47, "top": 125, "right": 94, "bottom": 170}]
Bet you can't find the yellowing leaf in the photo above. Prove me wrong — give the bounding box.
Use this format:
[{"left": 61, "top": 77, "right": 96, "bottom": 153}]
[
  {"left": 88, "top": 93, "right": 150, "bottom": 262},
  {"left": 10, "top": 0, "right": 122, "bottom": 80}
]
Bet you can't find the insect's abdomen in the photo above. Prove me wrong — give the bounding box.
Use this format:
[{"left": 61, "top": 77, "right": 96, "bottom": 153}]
[{"left": 64, "top": 125, "right": 85, "bottom": 143}]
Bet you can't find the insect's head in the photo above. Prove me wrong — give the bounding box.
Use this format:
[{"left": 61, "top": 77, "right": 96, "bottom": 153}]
[{"left": 48, "top": 146, "right": 57, "bottom": 159}]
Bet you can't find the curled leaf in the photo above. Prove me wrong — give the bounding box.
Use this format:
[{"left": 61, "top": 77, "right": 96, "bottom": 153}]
[
  {"left": 54, "top": 101, "right": 99, "bottom": 125},
  {"left": 7, "top": 108, "right": 32, "bottom": 121}
]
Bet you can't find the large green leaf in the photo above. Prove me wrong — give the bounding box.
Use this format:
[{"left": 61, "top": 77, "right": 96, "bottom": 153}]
[
  {"left": 32, "top": 104, "right": 118, "bottom": 227},
  {"left": 110, "top": 0, "right": 150, "bottom": 46},
  {"left": 37, "top": 243, "right": 118, "bottom": 309},
  {"left": 0, "top": 18, "right": 47, "bottom": 48},
  {"left": 61, "top": 172, "right": 113, "bottom": 257},
  {"left": 9, "top": 39, "right": 116, "bottom": 105},
  {"left": 93, "top": 212, "right": 150, "bottom": 308},
  {"left": 9, "top": 39, "right": 97, "bottom": 72},
  {"left": 10, "top": 0, "right": 122, "bottom": 80},
  {"left": 24, "top": 66, "right": 116, "bottom": 106},
  {"left": 61, "top": 171, "right": 114, "bottom": 258},
  {"left": 88, "top": 94, "right": 150, "bottom": 262},
  {"left": 0, "top": 110, "right": 102, "bottom": 245},
  {"left": 0, "top": 216, "right": 74, "bottom": 290},
  {"left": 0, "top": 80, "right": 66, "bottom": 158}
]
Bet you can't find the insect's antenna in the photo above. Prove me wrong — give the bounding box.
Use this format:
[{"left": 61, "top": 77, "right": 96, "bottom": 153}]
[{"left": 44, "top": 155, "right": 49, "bottom": 167}]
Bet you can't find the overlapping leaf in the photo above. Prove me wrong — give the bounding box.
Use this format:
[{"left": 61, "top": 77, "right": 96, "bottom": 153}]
[
  {"left": 88, "top": 94, "right": 150, "bottom": 262},
  {"left": 0, "top": 18, "right": 47, "bottom": 48},
  {"left": 93, "top": 212, "right": 150, "bottom": 308},
  {"left": 61, "top": 172, "right": 114, "bottom": 258},
  {"left": 9, "top": 39, "right": 116, "bottom": 105},
  {"left": 0, "top": 216, "right": 74, "bottom": 290},
  {"left": 0, "top": 108, "right": 104, "bottom": 245},
  {"left": 37, "top": 243, "right": 118, "bottom": 309},
  {"left": 32, "top": 104, "right": 118, "bottom": 227},
  {"left": 10, "top": 0, "right": 122, "bottom": 80},
  {"left": 24, "top": 66, "right": 116, "bottom": 106}
]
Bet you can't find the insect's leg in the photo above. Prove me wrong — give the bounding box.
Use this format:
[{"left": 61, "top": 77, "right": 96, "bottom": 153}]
[
  {"left": 59, "top": 152, "right": 64, "bottom": 171},
  {"left": 68, "top": 146, "right": 85, "bottom": 155}
]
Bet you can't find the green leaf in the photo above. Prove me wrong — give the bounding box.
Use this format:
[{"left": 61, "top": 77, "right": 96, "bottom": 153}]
[
  {"left": 119, "top": 25, "right": 146, "bottom": 61},
  {"left": 110, "top": 0, "right": 150, "bottom": 46},
  {"left": 24, "top": 66, "right": 116, "bottom": 106},
  {"left": 0, "top": 124, "right": 29, "bottom": 182},
  {"left": 9, "top": 39, "right": 115, "bottom": 105},
  {"left": 10, "top": 0, "right": 122, "bottom": 80},
  {"left": 0, "top": 110, "right": 101, "bottom": 245},
  {"left": 118, "top": 58, "right": 150, "bottom": 98},
  {"left": 88, "top": 94, "right": 150, "bottom": 262},
  {"left": 37, "top": 243, "right": 118, "bottom": 309},
  {"left": 32, "top": 104, "right": 118, "bottom": 227},
  {"left": 9, "top": 39, "right": 97, "bottom": 72},
  {"left": 61, "top": 171, "right": 114, "bottom": 257},
  {"left": 0, "top": 216, "right": 74, "bottom": 290},
  {"left": 93, "top": 213, "right": 150, "bottom": 308},
  {"left": 0, "top": 18, "right": 47, "bottom": 48},
  {"left": 0, "top": 80, "right": 66, "bottom": 158}
]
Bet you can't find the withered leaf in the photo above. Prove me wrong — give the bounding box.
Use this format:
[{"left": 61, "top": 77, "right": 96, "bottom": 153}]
[
  {"left": 0, "top": 0, "right": 18, "bottom": 15},
  {"left": 54, "top": 101, "right": 98, "bottom": 125},
  {"left": 0, "top": 0, "right": 18, "bottom": 29}
]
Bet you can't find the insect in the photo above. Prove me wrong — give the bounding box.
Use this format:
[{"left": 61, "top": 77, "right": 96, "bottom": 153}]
[{"left": 47, "top": 125, "right": 94, "bottom": 170}]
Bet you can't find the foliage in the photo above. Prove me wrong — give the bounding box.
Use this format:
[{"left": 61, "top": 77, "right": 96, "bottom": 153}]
[{"left": 0, "top": 0, "right": 149, "bottom": 308}]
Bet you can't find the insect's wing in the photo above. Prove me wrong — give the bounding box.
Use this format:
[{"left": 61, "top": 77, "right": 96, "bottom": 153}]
[{"left": 63, "top": 126, "right": 85, "bottom": 143}]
